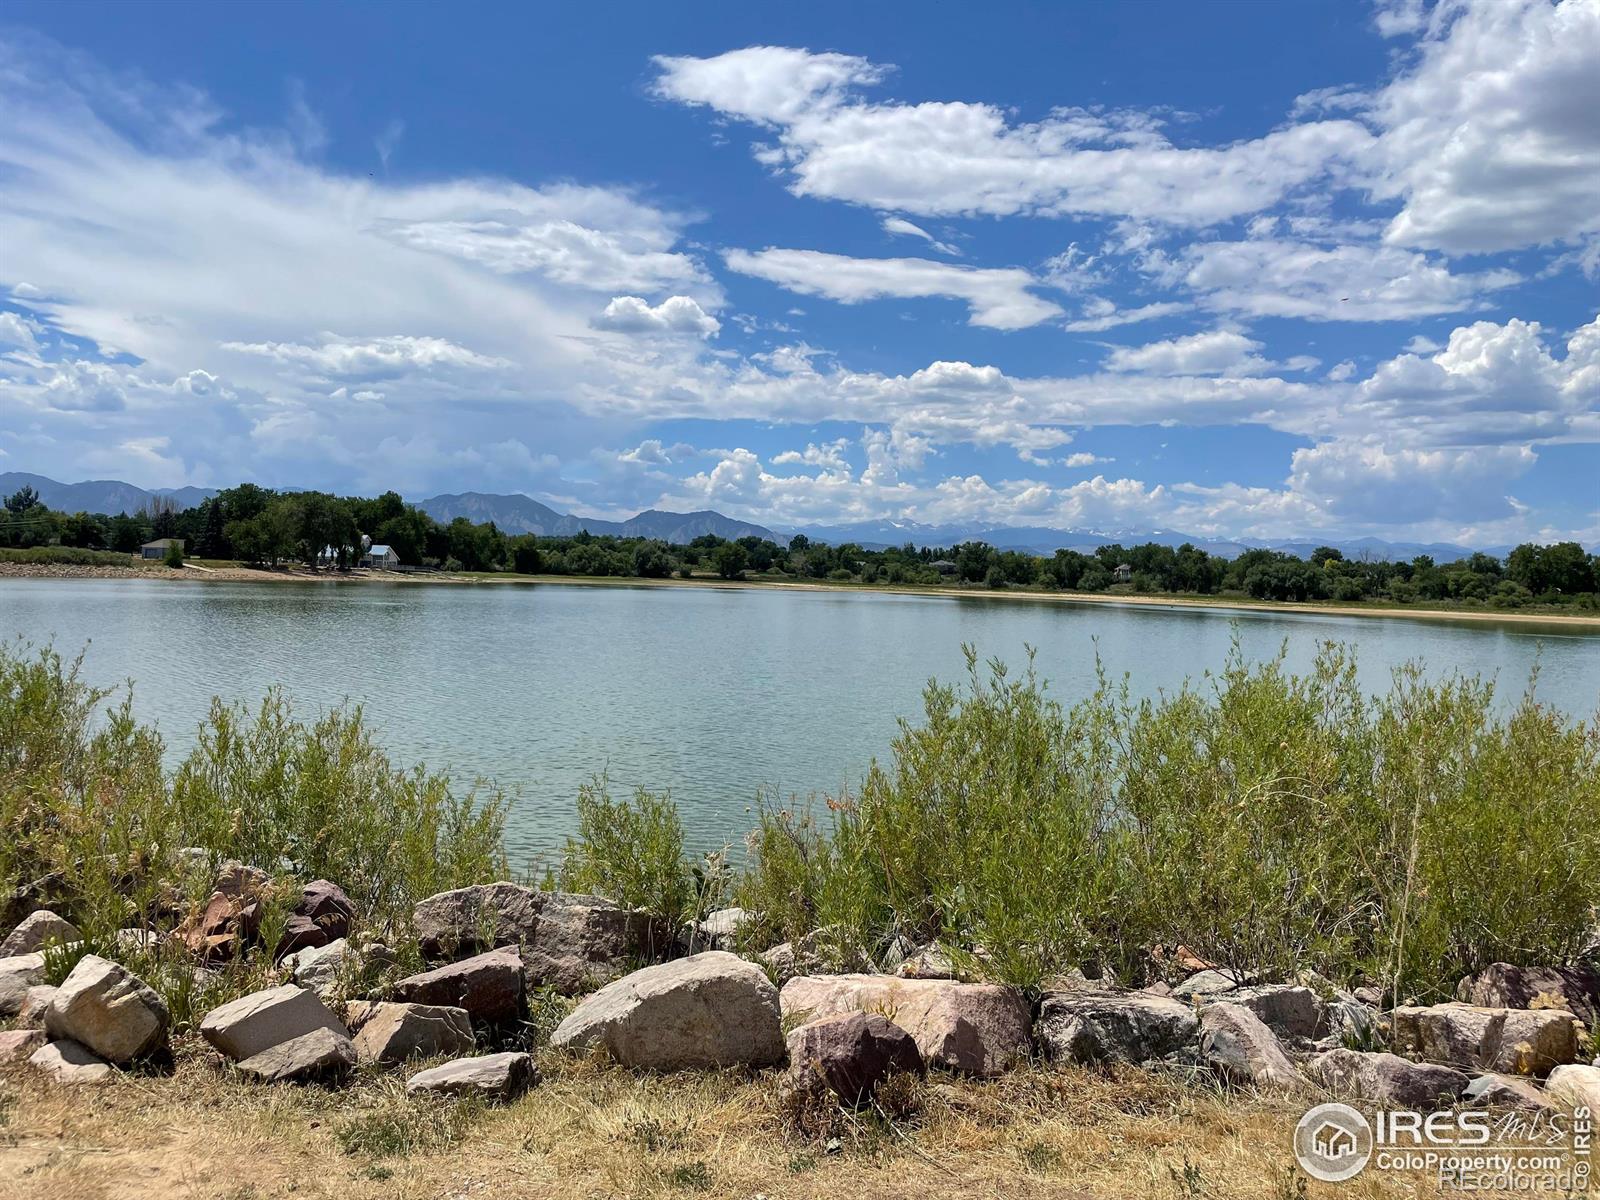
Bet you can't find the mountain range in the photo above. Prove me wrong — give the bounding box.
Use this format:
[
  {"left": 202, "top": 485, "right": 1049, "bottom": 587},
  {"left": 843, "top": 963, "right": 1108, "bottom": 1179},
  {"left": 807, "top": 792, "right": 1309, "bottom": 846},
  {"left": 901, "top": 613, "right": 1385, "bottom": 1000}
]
[{"left": 1, "top": 472, "right": 1511, "bottom": 560}]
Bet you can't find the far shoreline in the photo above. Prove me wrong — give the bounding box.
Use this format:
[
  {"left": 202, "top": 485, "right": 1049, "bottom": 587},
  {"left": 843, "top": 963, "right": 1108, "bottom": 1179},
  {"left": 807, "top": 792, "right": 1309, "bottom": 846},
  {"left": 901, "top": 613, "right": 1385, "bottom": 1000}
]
[{"left": 6, "top": 559, "right": 1600, "bottom": 630}]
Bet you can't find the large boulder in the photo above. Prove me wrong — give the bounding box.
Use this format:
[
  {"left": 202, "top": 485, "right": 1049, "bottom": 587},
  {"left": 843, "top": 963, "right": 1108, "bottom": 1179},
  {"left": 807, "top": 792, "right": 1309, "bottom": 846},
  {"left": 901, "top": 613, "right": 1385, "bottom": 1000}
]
[
  {"left": 1037, "top": 992, "right": 1199, "bottom": 1065},
  {"left": 390, "top": 947, "right": 525, "bottom": 1025},
  {"left": 412, "top": 884, "right": 665, "bottom": 994},
  {"left": 277, "top": 880, "right": 355, "bottom": 958},
  {"left": 786, "top": 1011, "right": 924, "bottom": 1106},
  {"left": 406, "top": 1052, "right": 539, "bottom": 1102},
  {"left": 30, "top": 1039, "right": 112, "bottom": 1084},
  {"left": 200, "top": 985, "right": 347, "bottom": 1061},
  {"left": 0, "top": 952, "right": 46, "bottom": 1018},
  {"left": 1224, "top": 985, "right": 1327, "bottom": 1041},
  {"left": 0, "top": 1029, "right": 45, "bottom": 1064},
  {"left": 1172, "top": 968, "right": 1254, "bottom": 1000},
  {"left": 236, "top": 1027, "right": 357, "bottom": 1083},
  {"left": 1456, "top": 963, "right": 1600, "bottom": 1031},
  {"left": 283, "top": 938, "right": 349, "bottom": 1000},
  {"left": 1390, "top": 1004, "right": 1580, "bottom": 1076},
  {"left": 552, "top": 951, "right": 784, "bottom": 1070},
  {"left": 351, "top": 1002, "right": 475, "bottom": 1066},
  {"left": 1463, "top": 1073, "right": 1558, "bottom": 1112},
  {"left": 780, "top": 974, "right": 1030, "bottom": 1077},
  {"left": 0, "top": 909, "right": 81, "bottom": 957},
  {"left": 1309, "top": 1049, "right": 1468, "bottom": 1109},
  {"left": 1545, "top": 1064, "right": 1600, "bottom": 1113},
  {"left": 695, "top": 907, "right": 751, "bottom": 952},
  {"left": 1197, "top": 1002, "right": 1302, "bottom": 1095},
  {"left": 44, "top": 955, "right": 169, "bottom": 1063}
]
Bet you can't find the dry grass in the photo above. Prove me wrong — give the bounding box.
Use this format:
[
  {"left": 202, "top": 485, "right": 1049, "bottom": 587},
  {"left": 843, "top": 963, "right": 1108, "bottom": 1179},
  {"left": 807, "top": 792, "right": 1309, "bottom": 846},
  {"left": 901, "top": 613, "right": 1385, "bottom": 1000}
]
[{"left": 0, "top": 1046, "right": 1479, "bottom": 1200}]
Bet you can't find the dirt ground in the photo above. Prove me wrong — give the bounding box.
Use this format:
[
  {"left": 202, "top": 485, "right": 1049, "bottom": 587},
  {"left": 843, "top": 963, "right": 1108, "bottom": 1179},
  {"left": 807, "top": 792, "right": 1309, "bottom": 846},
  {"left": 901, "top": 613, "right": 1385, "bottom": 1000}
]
[{"left": 0, "top": 1046, "right": 1495, "bottom": 1200}]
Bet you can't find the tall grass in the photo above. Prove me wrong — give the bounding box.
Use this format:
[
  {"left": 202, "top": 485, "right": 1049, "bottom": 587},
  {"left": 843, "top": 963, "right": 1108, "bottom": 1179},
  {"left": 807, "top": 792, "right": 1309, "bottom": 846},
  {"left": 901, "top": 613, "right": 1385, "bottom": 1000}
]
[
  {"left": 734, "top": 644, "right": 1600, "bottom": 1000},
  {"left": 0, "top": 641, "right": 507, "bottom": 949},
  {"left": 0, "top": 546, "right": 134, "bottom": 567}
]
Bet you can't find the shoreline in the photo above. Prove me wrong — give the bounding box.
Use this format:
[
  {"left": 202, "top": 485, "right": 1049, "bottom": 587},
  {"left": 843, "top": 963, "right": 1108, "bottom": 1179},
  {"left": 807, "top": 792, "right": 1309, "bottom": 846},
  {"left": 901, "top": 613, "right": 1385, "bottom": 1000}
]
[{"left": 3, "top": 559, "right": 1598, "bottom": 629}]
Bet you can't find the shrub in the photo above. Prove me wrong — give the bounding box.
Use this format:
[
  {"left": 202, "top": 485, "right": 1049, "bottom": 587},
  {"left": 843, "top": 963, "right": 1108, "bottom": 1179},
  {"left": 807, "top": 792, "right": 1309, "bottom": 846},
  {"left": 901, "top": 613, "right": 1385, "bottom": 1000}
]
[
  {"left": 560, "top": 775, "right": 692, "bottom": 922},
  {"left": 0, "top": 546, "right": 133, "bottom": 568}
]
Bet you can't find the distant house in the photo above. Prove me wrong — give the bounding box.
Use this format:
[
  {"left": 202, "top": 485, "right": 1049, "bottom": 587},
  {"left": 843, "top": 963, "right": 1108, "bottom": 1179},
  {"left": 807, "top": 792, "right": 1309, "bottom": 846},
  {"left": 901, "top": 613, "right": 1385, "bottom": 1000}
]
[
  {"left": 1113, "top": 562, "right": 1133, "bottom": 583},
  {"left": 140, "top": 538, "right": 184, "bottom": 560},
  {"left": 362, "top": 544, "right": 399, "bottom": 570},
  {"left": 931, "top": 559, "right": 958, "bottom": 575}
]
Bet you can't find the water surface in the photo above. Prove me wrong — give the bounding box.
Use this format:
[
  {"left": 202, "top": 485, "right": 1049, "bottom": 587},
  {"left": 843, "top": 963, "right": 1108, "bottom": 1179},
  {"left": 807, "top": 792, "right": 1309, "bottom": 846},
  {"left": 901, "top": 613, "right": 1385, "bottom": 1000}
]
[{"left": 3, "top": 578, "right": 1596, "bottom": 861}]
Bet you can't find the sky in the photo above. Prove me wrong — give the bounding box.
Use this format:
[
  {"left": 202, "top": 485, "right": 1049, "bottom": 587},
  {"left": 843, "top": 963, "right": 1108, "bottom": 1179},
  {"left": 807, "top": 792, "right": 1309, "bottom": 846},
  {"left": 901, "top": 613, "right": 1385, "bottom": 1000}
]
[{"left": 0, "top": 0, "right": 1596, "bottom": 544}]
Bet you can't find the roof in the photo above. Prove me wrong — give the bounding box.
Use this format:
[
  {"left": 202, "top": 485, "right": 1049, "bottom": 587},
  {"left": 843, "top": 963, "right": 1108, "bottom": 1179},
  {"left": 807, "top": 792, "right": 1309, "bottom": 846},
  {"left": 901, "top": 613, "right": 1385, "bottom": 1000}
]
[
  {"left": 141, "top": 538, "right": 182, "bottom": 548},
  {"left": 366, "top": 544, "right": 396, "bottom": 556}
]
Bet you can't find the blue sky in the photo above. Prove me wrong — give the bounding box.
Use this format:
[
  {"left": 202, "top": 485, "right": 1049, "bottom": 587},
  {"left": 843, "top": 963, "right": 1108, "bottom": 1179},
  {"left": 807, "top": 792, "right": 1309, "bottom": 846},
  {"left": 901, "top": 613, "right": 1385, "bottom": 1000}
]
[{"left": 0, "top": 0, "right": 1596, "bottom": 543}]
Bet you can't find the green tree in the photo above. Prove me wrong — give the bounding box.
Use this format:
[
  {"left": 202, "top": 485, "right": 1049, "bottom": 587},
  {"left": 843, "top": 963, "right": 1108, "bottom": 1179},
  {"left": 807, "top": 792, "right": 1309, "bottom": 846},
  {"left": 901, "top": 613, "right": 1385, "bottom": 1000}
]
[{"left": 713, "top": 542, "right": 748, "bottom": 579}]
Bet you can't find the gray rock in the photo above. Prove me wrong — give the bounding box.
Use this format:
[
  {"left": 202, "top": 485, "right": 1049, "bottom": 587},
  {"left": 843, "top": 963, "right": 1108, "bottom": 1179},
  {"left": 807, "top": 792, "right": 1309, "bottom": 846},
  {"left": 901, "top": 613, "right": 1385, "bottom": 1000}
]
[
  {"left": 1037, "top": 992, "right": 1199, "bottom": 1065},
  {"left": 16, "top": 984, "right": 57, "bottom": 1029},
  {"left": 351, "top": 1002, "right": 475, "bottom": 1066},
  {"left": 1310, "top": 1049, "right": 1467, "bottom": 1109},
  {"left": 1545, "top": 1064, "right": 1600, "bottom": 1112},
  {"left": 1172, "top": 968, "right": 1254, "bottom": 1000},
  {"left": 1197, "top": 1001, "right": 1302, "bottom": 1095},
  {"left": 406, "top": 1051, "right": 538, "bottom": 1101},
  {"left": 284, "top": 938, "right": 350, "bottom": 999},
  {"left": 30, "top": 1038, "right": 112, "bottom": 1084},
  {"left": 236, "top": 1027, "right": 357, "bottom": 1082},
  {"left": 0, "top": 910, "right": 81, "bottom": 957},
  {"left": 390, "top": 947, "right": 524, "bottom": 1025},
  {"left": 113, "top": 929, "right": 160, "bottom": 954},
  {"left": 1391, "top": 1003, "right": 1579, "bottom": 1076},
  {"left": 1226, "top": 985, "right": 1327, "bottom": 1041},
  {"left": 553, "top": 951, "right": 784, "bottom": 1070},
  {"left": 0, "top": 952, "right": 46, "bottom": 1018},
  {"left": 1456, "top": 963, "right": 1600, "bottom": 1031},
  {"left": 44, "top": 955, "right": 168, "bottom": 1063},
  {"left": 786, "top": 1011, "right": 924, "bottom": 1105},
  {"left": 758, "top": 926, "right": 869, "bottom": 986},
  {"left": 895, "top": 946, "right": 958, "bottom": 980},
  {"left": 1463, "top": 1072, "right": 1557, "bottom": 1112},
  {"left": 200, "top": 985, "right": 347, "bottom": 1061},
  {"left": 780, "top": 974, "right": 1030, "bottom": 1077},
  {"left": 695, "top": 907, "right": 751, "bottom": 951},
  {"left": 0, "top": 1028, "right": 45, "bottom": 1063}
]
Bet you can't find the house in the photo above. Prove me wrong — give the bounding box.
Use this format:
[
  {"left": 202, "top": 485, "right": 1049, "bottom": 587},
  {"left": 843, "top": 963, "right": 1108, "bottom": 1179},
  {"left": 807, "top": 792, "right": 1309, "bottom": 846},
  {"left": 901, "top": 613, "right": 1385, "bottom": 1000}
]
[
  {"left": 362, "top": 544, "right": 400, "bottom": 570},
  {"left": 140, "top": 538, "right": 184, "bottom": 560},
  {"left": 930, "top": 559, "right": 958, "bottom": 575},
  {"left": 1112, "top": 562, "right": 1133, "bottom": 583}
]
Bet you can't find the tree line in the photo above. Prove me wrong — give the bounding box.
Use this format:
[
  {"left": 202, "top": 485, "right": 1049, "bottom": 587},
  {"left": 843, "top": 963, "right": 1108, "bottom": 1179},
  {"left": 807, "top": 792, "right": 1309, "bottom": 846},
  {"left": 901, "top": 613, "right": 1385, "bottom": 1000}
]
[{"left": 3, "top": 483, "right": 1596, "bottom": 609}]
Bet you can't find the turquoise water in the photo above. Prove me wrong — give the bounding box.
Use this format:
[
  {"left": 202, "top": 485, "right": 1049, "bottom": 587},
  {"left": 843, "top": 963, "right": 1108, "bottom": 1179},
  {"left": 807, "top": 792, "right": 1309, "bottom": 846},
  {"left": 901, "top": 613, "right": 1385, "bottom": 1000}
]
[{"left": 3, "top": 578, "right": 1596, "bottom": 861}]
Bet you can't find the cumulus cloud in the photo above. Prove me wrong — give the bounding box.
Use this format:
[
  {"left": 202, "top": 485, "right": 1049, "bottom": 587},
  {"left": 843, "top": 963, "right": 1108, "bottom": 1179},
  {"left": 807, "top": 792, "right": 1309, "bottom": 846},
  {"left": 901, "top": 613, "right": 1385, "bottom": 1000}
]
[
  {"left": 723, "top": 248, "right": 1063, "bottom": 329},
  {"left": 221, "top": 334, "right": 509, "bottom": 376},
  {"left": 1104, "top": 330, "right": 1276, "bottom": 377},
  {"left": 592, "top": 295, "right": 721, "bottom": 336},
  {"left": 654, "top": 46, "right": 1373, "bottom": 225}
]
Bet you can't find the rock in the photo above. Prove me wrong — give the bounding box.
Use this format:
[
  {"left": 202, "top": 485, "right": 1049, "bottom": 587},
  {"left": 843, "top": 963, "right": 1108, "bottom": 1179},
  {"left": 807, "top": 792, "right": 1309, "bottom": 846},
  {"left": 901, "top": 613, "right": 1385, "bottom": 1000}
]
[
  {"left": 29, "top": 1039, "right": 112, "bottom": 1084},
  {"left": 44, "top": 955, "right": 169, "bottom": 1063},
  {"left": 0, "top": 952, "right": 46, "bottom": 1018},
  {"left": 1456, "top": 963, "right": 1600, "bottom": 1030},
  {"left": 780, "top": 974, "right": 1030, "bottom": 1077},
  {"left": 412, "top": 883, "right": 666, "bottom": 994},
  {"left": 215, "top": 860, "right": 270, "bottom": 897},
  {"left": 278, "top": 880, "right": 356, "bottom": 958},
  {"left": 696, "top": 907, "right": 751, "bottom": 951},
  {"left": 113, "top": 929, "right": 160, "bottom": 954},
  {"left": 175, "top": 860, "right": 271, "bottom": 961},
  {"left": 1390, "top": 1004, "right": 1579, "bottom": 1076},
  {"left": 1463, "top": 1072, "right": 1557, "bottom": 1111},
  {"left": 344, "top": 999, "right": 382, "bottom": 1033},
  {"left": 786, "top": 1012, "right": 924, "bottom": 1105},
  {"left": 895, "top": 946, "right": 957, "bottom": 980},
  {"left": 390, "top": 948, "right": 525, "bottom": 1025},
  {"left": 1037, "top": 991, "right": 1200, "bottom": 1065},
  {"left": 352, "top": 1002, "right": 475, "bottom": 1066},
  {"left": 1310, "top": 1049, "right": 1468, "bottom": 1109},
  {"left": 284, "top": 938, "right": 350, "bottom": 999},
  {"left": 0, "top": 1029, "right": 45, "bottom": 1063},
  {"left": 1354, "top": 985, "right": 1383, "bottom": 1007},
  {"left": 406, "top": 1052, "right": 538, "bottom": 1102},
  {"left": 200, "top": 985, "right": 347, "bottom": 1061},
  {"left": 1197, "top": 1002, "right": 1302, "bottom": 1095},
  {"left": 1172, "top": 968, "right": 1254, "bottom": 1000},
  {"left": 552, "top": 951, "right": 784, "bottom": 1070},
  {"left": 758, "top": 926, "right": 869, "bottom": 986},
  {"left": 1323, "top": 998, "right": 1377, "bottom": 1048},
  {"left": 15, "top": 984, "right": 56, "bottom": 1029},
  {"left": 236, "top": 1027, "right": 357, "bottom": 1083},
  {"left": 0, "top": 910, "right": 81, "bottom": 956},
  {"left": 1545, "top": 1064, "right": 1600, "bottom": 1113},
  {"left": 1225, "top": 985, "right": 1327, "bottom": 1041}
]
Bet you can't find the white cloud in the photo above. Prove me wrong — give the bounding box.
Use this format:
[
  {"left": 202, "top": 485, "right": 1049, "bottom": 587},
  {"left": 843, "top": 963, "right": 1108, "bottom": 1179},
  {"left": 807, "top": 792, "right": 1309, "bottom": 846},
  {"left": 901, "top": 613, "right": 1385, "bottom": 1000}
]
[
  {"left": 723, "top": 248, "right": 1063, "bottom": 329},
  {"left": 1372, "top": 0, "right": 1600, "bottom": 253},
  {"left": 881, "top": 216, "right": 960, "bottom": 256},
  {"left": 0, "top": 311, "right": 41, "bottom": 352},
  {"left": 221, "top": 333, "right": 508, "bottom": 376},
  {"left": 1104, "top": 330, "right": 1275, "bottom": 377},
  {"left": 1064, "top": 299, "right": 1190, "bottom": 332},
  {"left": 654, "top": 46, "right": 1373, "bottom": 225},
  {"left": 772, "top": 438, "right": 850, "bottom": 469},
  {"left": 1063, "top": 452, "right": 1112, "bottom": 467},
  {"left": 1286, "top": 439, "right": 1537, "bottom": 524},
  {"left": 1181, "top": 238, "right": 1519, "bottom": 321},
  {"left": 592, "top": 295, "right": 720, "bottom": 337}
]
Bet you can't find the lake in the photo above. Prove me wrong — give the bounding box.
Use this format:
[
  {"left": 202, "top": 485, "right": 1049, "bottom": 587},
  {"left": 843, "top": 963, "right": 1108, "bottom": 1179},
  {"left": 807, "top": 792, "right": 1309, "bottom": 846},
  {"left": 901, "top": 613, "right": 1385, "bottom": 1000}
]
[{"left": 3, "top": 578, "right": 1597, "bottom": 862}]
